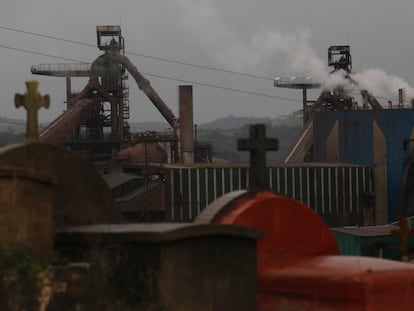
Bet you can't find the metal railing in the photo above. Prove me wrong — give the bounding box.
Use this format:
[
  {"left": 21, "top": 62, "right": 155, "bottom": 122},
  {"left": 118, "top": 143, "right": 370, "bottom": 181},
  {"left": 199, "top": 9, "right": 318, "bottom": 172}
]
[
  {"left": 31, "top": 63, "right": 91, "bottom": 75},
  {"left": 274, "top": 76, "right": 315, "bottom": 86}
]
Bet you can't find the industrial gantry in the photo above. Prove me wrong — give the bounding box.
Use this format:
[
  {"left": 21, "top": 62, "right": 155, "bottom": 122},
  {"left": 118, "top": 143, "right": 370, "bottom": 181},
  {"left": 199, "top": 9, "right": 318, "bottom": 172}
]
[
  {"left": 31, "top": 25, "right": 180, "bottom": 161},
  {"left": 276, "top": 45, "right": 384, "bottom": 163}
]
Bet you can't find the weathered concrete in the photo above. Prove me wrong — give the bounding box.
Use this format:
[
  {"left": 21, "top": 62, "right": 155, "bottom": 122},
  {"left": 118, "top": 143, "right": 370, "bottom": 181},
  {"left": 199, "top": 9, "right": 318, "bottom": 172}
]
[
  {"left": 195, "top": 189, "right": 250, "bottom": 224},
  {"left": 0, "top": 143, "right": 122, "bottom": 228},
  {"left": 0, "top": 166, "right": 56, "bottom": 259},
  {"left": 55, "top": 223, "right": 262, "bottom": 311}
]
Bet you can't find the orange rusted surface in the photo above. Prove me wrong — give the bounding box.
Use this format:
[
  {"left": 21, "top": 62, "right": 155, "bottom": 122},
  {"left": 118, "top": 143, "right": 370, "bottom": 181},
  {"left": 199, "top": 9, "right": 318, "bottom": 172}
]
[{"left": 215, "top": 191, "right": 414, "bottom": 311}]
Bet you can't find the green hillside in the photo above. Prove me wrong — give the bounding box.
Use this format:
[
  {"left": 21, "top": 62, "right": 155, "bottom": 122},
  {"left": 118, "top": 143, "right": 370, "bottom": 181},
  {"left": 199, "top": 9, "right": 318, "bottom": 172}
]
[
  {"left": 0, "top": 111, "right": 303, "bottom": 161},
  {"left": 196, "top": 111, "right": 302, "bottom": 163}
]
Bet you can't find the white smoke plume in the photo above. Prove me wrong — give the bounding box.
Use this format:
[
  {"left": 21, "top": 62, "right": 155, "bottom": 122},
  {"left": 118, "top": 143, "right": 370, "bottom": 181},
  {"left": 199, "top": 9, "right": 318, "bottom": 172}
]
[
  {"left": 322, "top": 68, "right": 414, "bottom": 103},
  {"left": 175, "top": 0, "right": 414, "bottom": 104},
  {"left": 351, "top": 68, "right": 414, "bottom": 100},
  {"left": 175, "top": 0, "right": 328, "bottom": 82},
  {"left": 323, "top": 70, "right": 354, "bottom": 93}
]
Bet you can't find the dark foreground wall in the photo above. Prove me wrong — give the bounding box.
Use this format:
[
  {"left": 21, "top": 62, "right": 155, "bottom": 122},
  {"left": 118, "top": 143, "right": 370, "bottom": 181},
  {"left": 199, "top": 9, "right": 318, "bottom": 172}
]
[
  {"left": 0, "top": 143, "right": 121, "bottom": 227},
  {"left": 55, "top": 223, "right": 261, "bottom": 311}
]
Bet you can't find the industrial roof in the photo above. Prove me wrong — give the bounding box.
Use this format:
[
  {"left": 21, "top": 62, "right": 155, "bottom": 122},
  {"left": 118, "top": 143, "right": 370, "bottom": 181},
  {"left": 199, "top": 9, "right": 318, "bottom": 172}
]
[
  {"left": 331, "top": 225, "right": 399, "bottom": 237},
  {"left": 102, "top": 172, "right": 142, "bottom": 189},
  {"left": 332, "top": 216, "right": 414, "bottom": 237},
  {"left": 115, "top": 180, "right": 163, "bottom": 202}
]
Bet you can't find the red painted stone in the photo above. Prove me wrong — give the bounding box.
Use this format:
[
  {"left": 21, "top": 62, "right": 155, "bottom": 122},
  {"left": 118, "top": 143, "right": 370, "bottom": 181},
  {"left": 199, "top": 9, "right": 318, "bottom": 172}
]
[{"left": 214, "top": 191, "right": 414, "bottom": 311}]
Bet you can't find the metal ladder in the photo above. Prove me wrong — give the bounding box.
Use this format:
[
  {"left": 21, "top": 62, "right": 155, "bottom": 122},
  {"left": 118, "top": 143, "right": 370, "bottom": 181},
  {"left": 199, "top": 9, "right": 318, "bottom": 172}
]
[{"left": 122, "top": 74, "right": 130, "bottom": 120}]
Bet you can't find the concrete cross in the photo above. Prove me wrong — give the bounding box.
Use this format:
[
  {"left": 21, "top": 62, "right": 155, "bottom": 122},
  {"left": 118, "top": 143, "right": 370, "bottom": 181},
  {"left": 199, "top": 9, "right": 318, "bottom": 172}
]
[
  {"left": 15, "top": 81, "right": 50, "bottom": 142},
  {"left": 237, "top": 124, "right": 278, "bottom": 190},
  {"left": 391, "top": 217, "right": 414, "bottom": 262}
]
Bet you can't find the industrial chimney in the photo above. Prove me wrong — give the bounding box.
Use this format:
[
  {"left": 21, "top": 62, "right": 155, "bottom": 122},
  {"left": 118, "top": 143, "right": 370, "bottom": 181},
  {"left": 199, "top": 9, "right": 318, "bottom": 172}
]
[
  {"left": 179, "top": 85, "right": 194, "bottom": 164},
  {"left": 398, "top": 88, "right": 405, "bottom": 108}
]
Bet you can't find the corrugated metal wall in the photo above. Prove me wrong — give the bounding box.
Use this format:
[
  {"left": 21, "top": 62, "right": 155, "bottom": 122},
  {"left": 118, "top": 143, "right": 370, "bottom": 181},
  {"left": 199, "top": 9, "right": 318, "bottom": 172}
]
[{"left": 167, "top": 165, "right": 372, "bottom": 226}]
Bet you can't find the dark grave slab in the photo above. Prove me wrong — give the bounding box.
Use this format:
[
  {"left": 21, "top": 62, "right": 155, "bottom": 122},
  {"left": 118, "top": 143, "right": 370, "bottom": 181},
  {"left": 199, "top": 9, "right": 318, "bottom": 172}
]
[{"left": 56, "top": 223, "right": 262, "bottom": 311}]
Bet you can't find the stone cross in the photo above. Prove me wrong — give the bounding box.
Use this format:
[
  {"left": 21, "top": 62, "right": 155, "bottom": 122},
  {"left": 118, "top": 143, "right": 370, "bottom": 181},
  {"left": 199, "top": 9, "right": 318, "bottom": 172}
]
[
  {"left": 15, "top": 81, "right": 50, "bottom": 142},
  {"left": 391, "top": 217, "right": 414, "bottom": 262},
  {"left": 237, "top": 124, "right": 278, "bottom": 190}
]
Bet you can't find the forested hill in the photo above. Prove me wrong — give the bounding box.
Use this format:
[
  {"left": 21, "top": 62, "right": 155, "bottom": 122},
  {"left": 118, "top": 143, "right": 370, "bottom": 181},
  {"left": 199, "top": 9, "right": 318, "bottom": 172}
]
[
  {"left": 196, "top": 113, "right": 302, "bottom": 163},
  {"left": 0, "top": 117, "right": 26, "bottom": 145},
  {"left": 127, "top": 111, "right": 302, "bottom": 132},
  {"left": 126, "top": 112, "right": 303, "bottom": 162},
  {"left": 0, "top": 112, "right": 303, "bottom": 162},
  {"left": 198, "top": 116, "right": 274, "bottom": 130}
]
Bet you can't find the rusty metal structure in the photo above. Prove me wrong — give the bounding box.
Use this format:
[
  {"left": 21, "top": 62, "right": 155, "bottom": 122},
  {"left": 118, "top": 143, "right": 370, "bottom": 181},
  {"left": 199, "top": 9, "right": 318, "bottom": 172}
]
[{"left": 32, "top": 25, "right": 179, "bottom": 161}]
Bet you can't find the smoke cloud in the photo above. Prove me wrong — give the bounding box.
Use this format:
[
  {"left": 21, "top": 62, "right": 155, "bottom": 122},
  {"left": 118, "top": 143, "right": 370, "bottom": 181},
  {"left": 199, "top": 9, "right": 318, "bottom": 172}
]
[
  {"left": 175, "top": 0, "right": 414, "bottom": 104},
  {"left": 323, "top": 70, "right": 353, "bottom": 93},
  {"left": 351, "top": 68, "right": 414, "bottom": 100},
  {"left": 175, "top": 0, "right": 328, "bottom": 82},
  {"left": 322, "top": 68, "right": 414, "bottom": 102}
]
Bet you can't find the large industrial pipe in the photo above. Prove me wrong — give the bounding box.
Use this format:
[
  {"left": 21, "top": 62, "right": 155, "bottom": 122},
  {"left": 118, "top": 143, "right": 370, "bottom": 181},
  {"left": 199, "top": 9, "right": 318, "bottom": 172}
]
[
  {"left": 40, "top": 98, "right": 97, "bottom": 144},
  {"left": 113, "top": 53, "right": 178, "bottom": 129},
  {"left": 179, "top": 85, "right": 194, "bottom": 164}
]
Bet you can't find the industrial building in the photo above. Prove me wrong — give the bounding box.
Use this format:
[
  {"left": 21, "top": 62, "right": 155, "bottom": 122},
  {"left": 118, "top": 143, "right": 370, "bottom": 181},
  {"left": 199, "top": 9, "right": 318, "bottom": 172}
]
[{"left": 31, "top": 28, "right": 414, "bottom": 227}]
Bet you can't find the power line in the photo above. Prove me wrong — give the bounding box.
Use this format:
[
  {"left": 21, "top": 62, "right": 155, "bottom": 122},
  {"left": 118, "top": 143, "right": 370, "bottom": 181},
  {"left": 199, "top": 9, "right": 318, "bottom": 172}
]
[
  {"left": 0, "top": 44, "right": 83, "bottom": 62},
  {"left": 144, "top": 72, "right": 301, "bottom": 102},
  {"left": 0, "top": 26, "right": 273, "bottom": 81},
  {"left": 128, "top": 51, "right": 273, "bottom": 81},
  {"left": 0, "top": 26, "right": 96, "bottom": 48},
  {"left": 0, "top": 43, "right": 301, "bottom": 103},
  {"left": 0, "top": 118, "right": 46, "bottom": 129},
  {"left": 0, "top": 26, "right": 403, "bottom": 102},
  {"left": 0, "top": 119, "right": 25, "bottom": 126}
]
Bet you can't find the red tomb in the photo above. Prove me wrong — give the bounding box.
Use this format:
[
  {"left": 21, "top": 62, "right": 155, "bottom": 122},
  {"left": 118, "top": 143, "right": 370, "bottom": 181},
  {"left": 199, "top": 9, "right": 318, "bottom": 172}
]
[{"left": 206, "top": 190, "right": 414, "bottom": 311}]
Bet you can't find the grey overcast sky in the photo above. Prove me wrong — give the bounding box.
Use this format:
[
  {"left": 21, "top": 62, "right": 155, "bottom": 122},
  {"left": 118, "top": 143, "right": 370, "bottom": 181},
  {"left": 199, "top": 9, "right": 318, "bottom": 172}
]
[{"left": 1, "top": 0, "right": 414, "bottom": 125}]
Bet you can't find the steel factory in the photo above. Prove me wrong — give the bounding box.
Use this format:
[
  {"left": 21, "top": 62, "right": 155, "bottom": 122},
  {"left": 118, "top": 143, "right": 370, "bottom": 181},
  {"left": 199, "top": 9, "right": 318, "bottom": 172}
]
[
  {"left": 3, "top": 25, "right": 414, "bottom": 310},
  {"left": 29, "top": 27, "right": 414, "bottom": 227}
]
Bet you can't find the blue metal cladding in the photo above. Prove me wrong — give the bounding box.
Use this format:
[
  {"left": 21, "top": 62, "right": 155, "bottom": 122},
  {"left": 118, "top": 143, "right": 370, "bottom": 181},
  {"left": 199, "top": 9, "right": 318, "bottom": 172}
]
[
  {"left": 166, "top": 165, "right": 372, "bottom": 225},
  {"left": 314, "top": 111, "right": 374, "bottom": 165},
  {"left": 314, "top": 109, "right": 414, "bottom": 221}
]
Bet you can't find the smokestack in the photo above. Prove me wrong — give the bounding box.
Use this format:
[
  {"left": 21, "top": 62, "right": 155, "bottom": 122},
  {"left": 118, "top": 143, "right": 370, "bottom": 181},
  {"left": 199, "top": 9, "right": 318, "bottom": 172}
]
[
  {"left": 361, "top": 90, "right": 369, "bottom": 110},
  {"left": 398, "top": 88, "right": 405, "bottom": 108},
  {"left": 179, "top": 85, "right": 194, "bottom": 164}
]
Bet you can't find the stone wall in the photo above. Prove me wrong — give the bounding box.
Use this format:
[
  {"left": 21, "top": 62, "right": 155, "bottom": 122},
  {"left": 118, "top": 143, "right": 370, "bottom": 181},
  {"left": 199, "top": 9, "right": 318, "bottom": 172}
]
[
  {"left": 0, "top": 166, "right": 56, "bottom": 260},
  {"left": 0, "top": 143, "right": 122, "bottom": 227},
  {"left": 53, "top": 223, "right": 261, "bottom": 311}
]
